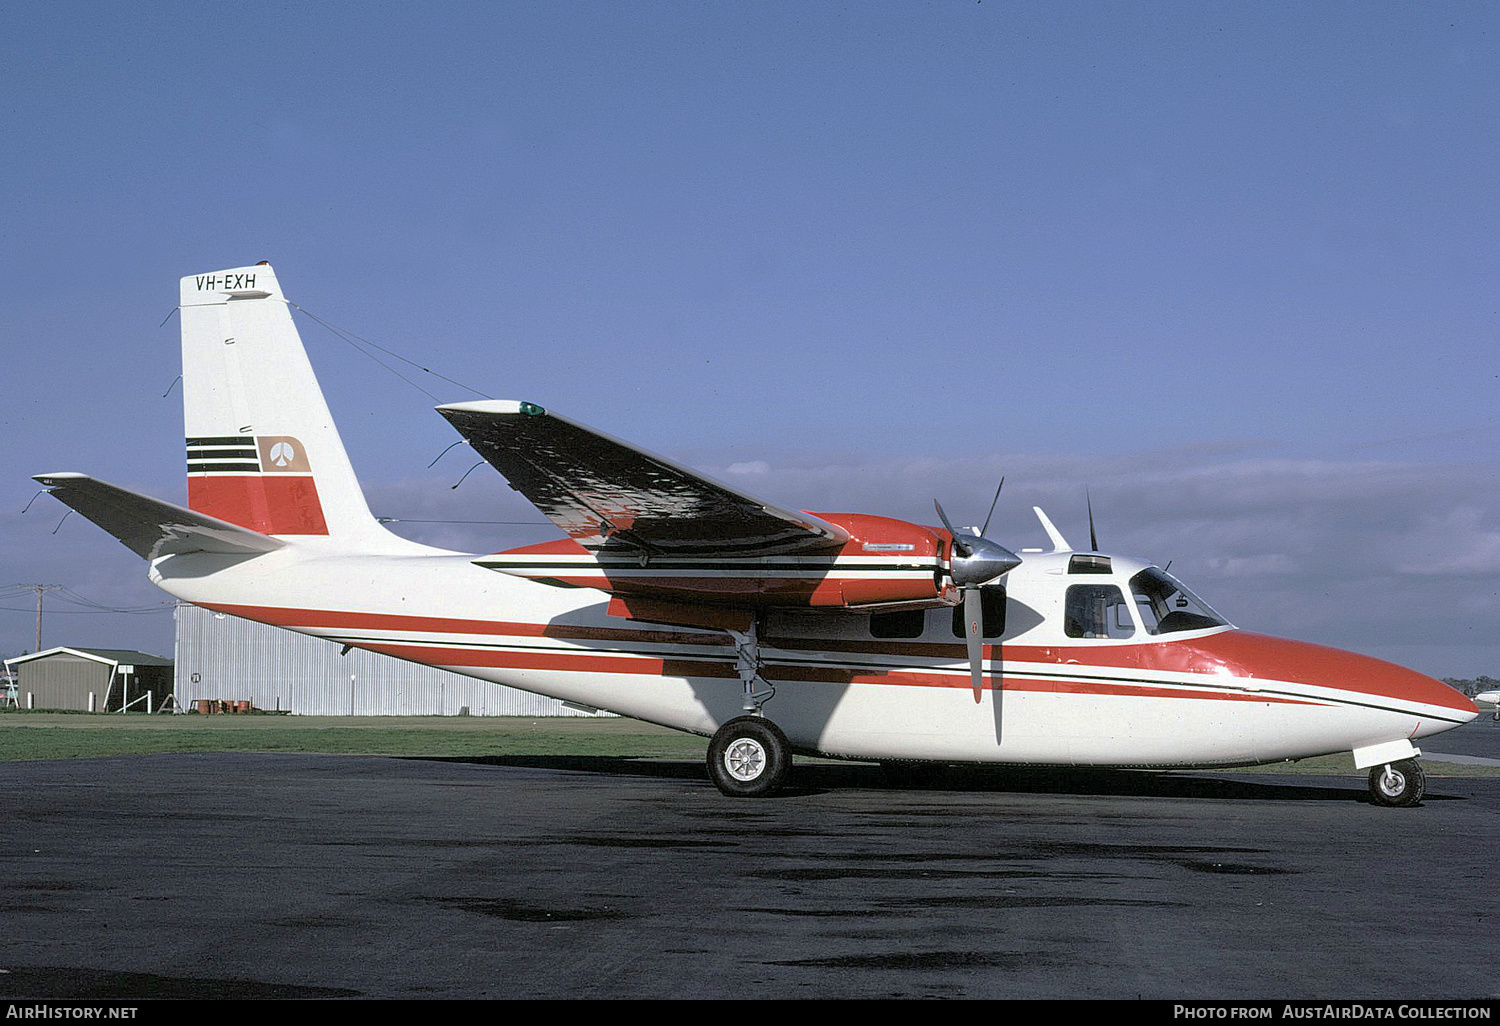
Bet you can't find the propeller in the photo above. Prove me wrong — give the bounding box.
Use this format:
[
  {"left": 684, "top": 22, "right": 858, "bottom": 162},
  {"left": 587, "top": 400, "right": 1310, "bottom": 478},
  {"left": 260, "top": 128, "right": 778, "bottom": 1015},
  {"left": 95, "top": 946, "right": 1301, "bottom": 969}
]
[{"left": 934, "top": 482, "right": 1022, "bottom": 704}]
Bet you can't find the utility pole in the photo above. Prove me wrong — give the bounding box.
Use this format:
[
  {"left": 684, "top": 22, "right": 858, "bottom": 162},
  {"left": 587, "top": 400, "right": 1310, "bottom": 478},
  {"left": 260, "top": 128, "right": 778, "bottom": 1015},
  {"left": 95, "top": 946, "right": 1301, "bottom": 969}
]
[{"left": 16, "top": 585, "right": 62, "bottom": 652}]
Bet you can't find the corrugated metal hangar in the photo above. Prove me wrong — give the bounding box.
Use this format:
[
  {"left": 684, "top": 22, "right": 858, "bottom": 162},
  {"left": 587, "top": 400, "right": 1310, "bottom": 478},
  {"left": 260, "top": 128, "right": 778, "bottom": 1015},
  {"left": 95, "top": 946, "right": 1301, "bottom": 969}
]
[{"left": 173, "top": 604, "right": 600, "bottom": 717}]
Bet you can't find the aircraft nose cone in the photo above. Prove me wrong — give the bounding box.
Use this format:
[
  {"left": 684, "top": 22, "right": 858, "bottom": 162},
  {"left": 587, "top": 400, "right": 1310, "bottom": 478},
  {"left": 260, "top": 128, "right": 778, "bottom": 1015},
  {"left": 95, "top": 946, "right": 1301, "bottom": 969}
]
[
  {"left": 1360, "top": 657, "right": 1477, "bottom": 722},
  {"left": 1186, "top": 632, "right": 1479, "bottom": 724},
  {"left": 1384, "top": 663, "right": 1479, "bottom": 731},
  {"left": 950, "top": 535, "right": 1022, "bottom": 588},
  {"left": 1427, "top": 673, "right": 1480, "bottom": 721}
]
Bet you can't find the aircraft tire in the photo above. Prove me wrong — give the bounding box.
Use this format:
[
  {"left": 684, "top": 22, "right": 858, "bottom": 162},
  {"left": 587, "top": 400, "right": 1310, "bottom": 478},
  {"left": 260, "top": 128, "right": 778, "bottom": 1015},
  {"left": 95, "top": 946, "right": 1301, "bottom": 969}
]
[
  {"left": 1367, "top": 758, "right": 1425, "bottom": 807},
  {"left": 707, "top": 716, "right": 790, "bottom": 798}
]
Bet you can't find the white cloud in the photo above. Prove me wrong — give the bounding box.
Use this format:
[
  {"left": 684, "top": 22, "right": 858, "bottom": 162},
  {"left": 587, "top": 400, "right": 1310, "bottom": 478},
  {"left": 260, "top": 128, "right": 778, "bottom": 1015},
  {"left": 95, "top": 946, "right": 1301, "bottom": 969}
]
[
  {"left": 1203, "top": 554, "right": 1299, "bottom": 577},
  {"left": 1395, "top": 506, "right": 1500, "bottom": 576}
]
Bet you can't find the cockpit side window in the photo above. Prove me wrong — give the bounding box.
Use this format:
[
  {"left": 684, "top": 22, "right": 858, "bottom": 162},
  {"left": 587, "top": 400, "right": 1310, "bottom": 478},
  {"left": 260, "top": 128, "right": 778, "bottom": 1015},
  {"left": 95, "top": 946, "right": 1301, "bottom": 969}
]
[
  {"left": 1130, "top": 568, "right": 1230, "bottom": 634},
  {"left": 1064, "top": 584, "right": 1135, "bottom": 639}
]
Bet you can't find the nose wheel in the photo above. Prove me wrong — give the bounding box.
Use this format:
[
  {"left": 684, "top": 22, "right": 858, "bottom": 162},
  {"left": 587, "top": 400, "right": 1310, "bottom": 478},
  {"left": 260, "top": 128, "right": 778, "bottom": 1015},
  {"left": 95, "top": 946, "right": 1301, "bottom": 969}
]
[
  {"left": 707, "top": 716, "right": 791, "bottom": 797},
  {"left": 1367, "top": 758, "right": 1426, "bottom": 807}
]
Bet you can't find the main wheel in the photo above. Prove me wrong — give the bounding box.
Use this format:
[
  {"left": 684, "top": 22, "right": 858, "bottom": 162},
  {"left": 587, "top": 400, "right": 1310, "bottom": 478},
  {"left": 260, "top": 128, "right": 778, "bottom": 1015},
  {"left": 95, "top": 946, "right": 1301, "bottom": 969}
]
[
  {"left": 1368, "top": 758, "right": 1426, "bottom": 807},
  {"left": 707, "top": 717, "right": 790, "bottom": 797}
]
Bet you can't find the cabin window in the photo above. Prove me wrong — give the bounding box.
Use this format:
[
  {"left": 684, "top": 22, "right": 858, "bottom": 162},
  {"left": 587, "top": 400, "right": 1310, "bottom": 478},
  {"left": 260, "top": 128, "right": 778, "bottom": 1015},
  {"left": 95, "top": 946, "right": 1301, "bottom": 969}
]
[
  {"left": 1130, "top": 568, "right": 1230, "bottom": 634},
  {"left": 951, "top": 585, "right": 1006, "bottom": 639},
  {"left": 869, "top": 609, "right": 926, "bottom": 639},
  {"left": 1064, "top": 584, "right": 1135, "bottom": 639}
]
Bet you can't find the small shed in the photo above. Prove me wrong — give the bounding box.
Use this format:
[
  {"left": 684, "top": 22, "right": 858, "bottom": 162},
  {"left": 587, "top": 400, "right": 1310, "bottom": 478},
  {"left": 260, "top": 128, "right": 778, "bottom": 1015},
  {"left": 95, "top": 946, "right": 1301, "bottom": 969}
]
[{"left": 3, "top": 648, "right": 174, "bottom": 712}]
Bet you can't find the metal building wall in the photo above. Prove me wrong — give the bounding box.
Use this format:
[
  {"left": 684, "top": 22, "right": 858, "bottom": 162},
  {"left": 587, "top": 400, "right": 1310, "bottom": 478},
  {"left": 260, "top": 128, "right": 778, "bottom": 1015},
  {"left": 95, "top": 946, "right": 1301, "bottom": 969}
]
[
  {"left": 174, "top": 604, "right": 605, "bottom": 717},
  {"left": 15, "top": 654, "right": 111, "bottom": 712}
]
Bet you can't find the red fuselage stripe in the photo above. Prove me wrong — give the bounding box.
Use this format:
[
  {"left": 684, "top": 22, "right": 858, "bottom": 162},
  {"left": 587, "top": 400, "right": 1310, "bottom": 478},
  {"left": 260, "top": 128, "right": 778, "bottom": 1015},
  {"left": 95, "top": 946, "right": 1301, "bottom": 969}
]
[
  {"left": 363, "top": 641, "right": 1320, "bottom": 702},
  {"left": 204, "top": 602, "right": 731, "bottom": 647},
  {"left": 202, "top": 602, "right": 1328, "bottom": 704}
]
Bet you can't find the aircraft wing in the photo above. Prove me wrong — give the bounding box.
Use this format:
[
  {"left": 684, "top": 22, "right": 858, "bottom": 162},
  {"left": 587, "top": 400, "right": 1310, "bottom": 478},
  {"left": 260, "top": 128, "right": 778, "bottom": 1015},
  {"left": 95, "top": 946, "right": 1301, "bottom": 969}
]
[
  {"left": 33, "top": 473, "right": 286, "bottom": 559},
  {"left": 436, "top": 401, "right": 851, "bottom": 555}
]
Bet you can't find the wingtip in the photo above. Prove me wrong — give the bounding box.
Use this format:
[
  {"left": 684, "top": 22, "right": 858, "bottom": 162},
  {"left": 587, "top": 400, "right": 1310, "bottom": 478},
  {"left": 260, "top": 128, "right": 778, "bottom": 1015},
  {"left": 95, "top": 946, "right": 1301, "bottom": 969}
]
[{"left": 435, "top": 399, "right": 535, "bottom": 416}]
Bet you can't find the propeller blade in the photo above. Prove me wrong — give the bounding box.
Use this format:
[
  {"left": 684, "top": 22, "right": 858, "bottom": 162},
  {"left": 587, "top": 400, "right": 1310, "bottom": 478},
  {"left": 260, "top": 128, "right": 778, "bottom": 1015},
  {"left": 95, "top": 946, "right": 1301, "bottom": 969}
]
[
  {"left": 979, "top": 477, "right": 1005, "bottom": 538},
  {"left": 933, "top": 500, "right": 972, "bottom": 558},
  {"left": 935, "top": 489, "right": 1014, "bottom": 705},
  {"left": 963, "top": 586, "right": 984, "bottom": 703}
]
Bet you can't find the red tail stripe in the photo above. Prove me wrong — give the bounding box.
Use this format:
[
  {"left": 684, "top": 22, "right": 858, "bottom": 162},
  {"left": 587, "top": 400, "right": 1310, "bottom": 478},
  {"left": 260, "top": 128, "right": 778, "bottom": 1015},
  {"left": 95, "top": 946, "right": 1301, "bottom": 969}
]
[{"left": 188, "top": 476, "right": 328, "bottom": 535}]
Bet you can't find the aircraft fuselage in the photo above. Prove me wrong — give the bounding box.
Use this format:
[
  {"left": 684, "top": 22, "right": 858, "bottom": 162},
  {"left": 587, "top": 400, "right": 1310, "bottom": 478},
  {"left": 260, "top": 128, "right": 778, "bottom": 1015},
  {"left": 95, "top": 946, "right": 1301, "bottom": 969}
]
[{"left": 149, "top": 540, "right": 1473, "bottom": 769}]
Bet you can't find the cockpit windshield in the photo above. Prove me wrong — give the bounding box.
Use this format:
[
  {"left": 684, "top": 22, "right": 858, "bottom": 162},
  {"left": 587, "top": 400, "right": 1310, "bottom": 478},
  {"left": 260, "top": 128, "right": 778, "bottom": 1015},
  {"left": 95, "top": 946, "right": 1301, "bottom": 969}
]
[{"left": 1129, "top": 567, "right": 1230, "bottom": 635}]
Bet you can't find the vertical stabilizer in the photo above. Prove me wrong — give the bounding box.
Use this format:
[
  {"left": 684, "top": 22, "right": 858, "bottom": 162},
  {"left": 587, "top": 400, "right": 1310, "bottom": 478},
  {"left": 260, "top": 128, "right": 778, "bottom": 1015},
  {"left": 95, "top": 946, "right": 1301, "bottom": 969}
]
[{"left": 179, "top": 264, "right": 385, "bottom": 544}]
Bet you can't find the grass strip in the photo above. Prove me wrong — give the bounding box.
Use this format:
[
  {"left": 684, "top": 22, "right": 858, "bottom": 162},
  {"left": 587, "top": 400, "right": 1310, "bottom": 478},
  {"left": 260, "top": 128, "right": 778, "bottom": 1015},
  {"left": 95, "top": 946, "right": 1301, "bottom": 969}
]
[{"left": 0, "top": 714, "right": 709, "bottom": 762}]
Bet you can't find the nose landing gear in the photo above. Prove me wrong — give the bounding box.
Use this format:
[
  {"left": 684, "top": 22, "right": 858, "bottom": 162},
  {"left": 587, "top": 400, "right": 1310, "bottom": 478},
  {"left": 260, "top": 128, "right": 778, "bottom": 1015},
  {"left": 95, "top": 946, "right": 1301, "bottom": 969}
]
[{"left": 1368, "top": 758, "right": 1426, "bottom": 807}]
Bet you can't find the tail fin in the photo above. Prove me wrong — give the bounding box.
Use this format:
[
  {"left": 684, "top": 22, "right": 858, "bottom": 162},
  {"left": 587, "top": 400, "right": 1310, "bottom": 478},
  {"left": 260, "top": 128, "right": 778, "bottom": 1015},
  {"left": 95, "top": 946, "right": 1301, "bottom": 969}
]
[{"left": 179, "top": 264, "right": 385, "bottom": 544}]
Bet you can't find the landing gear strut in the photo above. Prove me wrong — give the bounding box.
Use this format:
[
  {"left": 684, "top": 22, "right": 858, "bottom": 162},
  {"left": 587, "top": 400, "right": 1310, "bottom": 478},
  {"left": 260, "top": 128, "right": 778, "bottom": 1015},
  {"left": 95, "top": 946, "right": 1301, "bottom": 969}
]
[
  {"left": 707, "top": 618, "right": 789, "bottom": 797},
  {"left": 726, "top": 620, "right": 775, "bottom": 713},
  {"left": 1367, "top": 758, "right": 1425, "bottom": 807},
  {"left": 707, "top": 716, "right": 791, "bottom": 797}
]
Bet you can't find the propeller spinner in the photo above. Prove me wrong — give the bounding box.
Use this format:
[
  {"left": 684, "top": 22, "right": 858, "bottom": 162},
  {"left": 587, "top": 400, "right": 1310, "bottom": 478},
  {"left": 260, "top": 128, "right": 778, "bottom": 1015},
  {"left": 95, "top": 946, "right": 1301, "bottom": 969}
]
[{"left": 934, "top": 486, "right": 1022, "bottom": 703}]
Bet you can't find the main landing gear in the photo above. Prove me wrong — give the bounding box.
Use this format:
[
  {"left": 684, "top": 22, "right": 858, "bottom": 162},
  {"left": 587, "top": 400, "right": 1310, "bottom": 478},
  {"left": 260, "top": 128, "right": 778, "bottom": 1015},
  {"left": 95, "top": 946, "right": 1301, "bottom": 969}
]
[
  {"left": 707, "top": 617, "right": 791, "bottom": 797},
  {"left": 707, "top": 716, "right": 791, "bottom": 797},
  {"left": 1367, "top": 758, "right": 1426, "bottom": 807}
]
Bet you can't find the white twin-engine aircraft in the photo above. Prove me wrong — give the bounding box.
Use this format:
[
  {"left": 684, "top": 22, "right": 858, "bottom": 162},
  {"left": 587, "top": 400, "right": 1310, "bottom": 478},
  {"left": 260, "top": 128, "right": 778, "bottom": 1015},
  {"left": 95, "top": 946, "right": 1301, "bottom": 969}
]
[{"left": 36, "top": 264, "right": 1477, "bottom": 803}]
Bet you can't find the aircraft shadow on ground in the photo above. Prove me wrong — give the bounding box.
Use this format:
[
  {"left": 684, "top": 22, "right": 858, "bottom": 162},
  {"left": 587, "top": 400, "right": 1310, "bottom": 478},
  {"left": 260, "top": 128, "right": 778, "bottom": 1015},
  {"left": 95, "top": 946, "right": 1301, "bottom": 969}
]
[{"left": 413, "top": 754, "right": 1453, "bottom": 804}]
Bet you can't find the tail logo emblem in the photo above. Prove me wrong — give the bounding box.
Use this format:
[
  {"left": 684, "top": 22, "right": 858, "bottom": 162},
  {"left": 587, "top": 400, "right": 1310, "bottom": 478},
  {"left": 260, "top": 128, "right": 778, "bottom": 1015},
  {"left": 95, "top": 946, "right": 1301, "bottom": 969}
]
[
  {"left": 187, "top": 436, "right": 310, "bottom": 474},
  {"left": 255, "top": 436, "right": 311, "bottom": 474}
]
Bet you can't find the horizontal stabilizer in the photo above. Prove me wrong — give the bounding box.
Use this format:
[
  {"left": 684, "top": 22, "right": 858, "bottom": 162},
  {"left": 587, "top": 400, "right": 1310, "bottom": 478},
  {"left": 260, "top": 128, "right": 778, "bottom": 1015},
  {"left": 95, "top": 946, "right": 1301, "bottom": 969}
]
[
  {"left": 33, "top": 473, "right": 286, "bottom": 559},
  {"left": 436, "top": 400, "right": 851, "bottom": 555}
]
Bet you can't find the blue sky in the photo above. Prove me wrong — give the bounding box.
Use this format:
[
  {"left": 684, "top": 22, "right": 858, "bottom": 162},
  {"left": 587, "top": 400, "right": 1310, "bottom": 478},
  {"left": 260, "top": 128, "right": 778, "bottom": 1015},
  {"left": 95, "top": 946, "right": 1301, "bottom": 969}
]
[{"left": 2, "top": 2, "right": 1497, "bottom": 676}]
